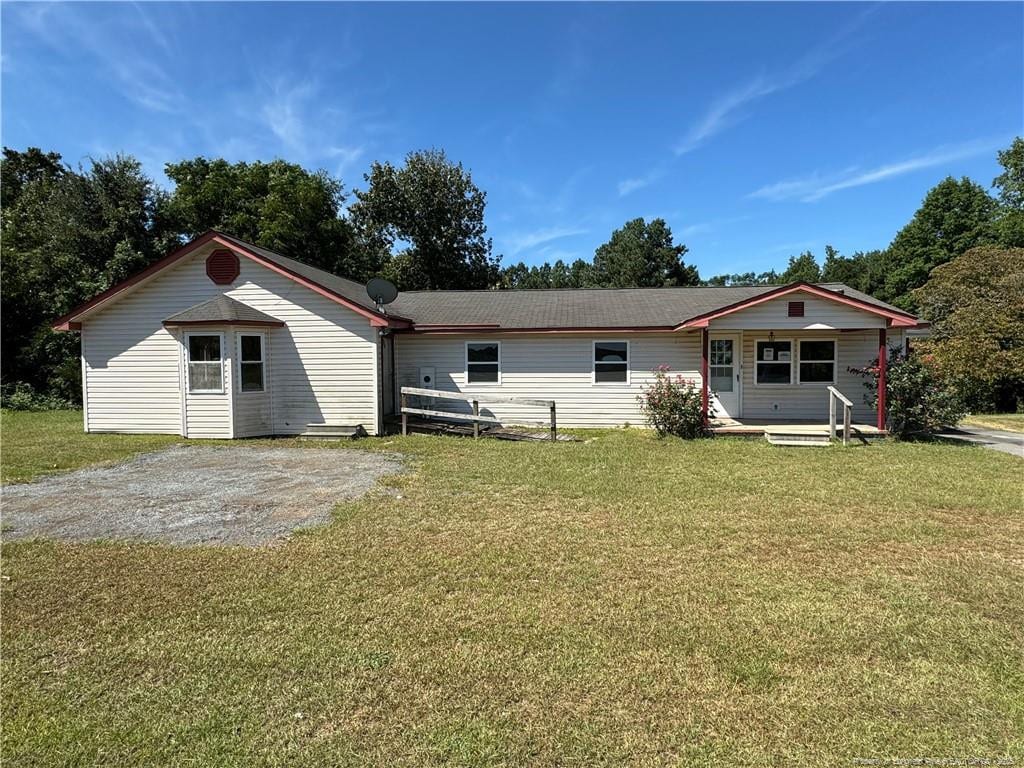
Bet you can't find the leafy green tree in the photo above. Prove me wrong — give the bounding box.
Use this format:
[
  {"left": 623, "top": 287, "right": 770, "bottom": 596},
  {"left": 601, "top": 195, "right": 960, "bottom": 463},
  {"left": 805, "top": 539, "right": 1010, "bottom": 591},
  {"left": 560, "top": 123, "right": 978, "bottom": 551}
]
[
  {"left": 1, "top": 149, "right": 165, "bottom": 401},
  {"left": 500, "top": 258, "right": 595, "bottom": 289},
  {"left": 701, "top": 270, "right": 778, "bottom": 286},
  {"left": 880, "top": 176, "right": 997, "bottom": 309},
  {"left": 350, "top": 149, "right": 499, "bottom": 290},
  {"left": 161, "top": 157, "right": 366, "bottom": 279},
  {"left": 591, "top": 218, "right": 698, "bottom": 288},
  {"left": 779, "top": 251, "right": 822, "bottom": 283},
  {"left": 820, "top": 247, "right": 886, "bottom": 292},
  {"left": 914, "top": 245, "right": 1024, "bottom": 411},
  {"left": 993, "top": 137, "right": 1024, "bottom": 247}
]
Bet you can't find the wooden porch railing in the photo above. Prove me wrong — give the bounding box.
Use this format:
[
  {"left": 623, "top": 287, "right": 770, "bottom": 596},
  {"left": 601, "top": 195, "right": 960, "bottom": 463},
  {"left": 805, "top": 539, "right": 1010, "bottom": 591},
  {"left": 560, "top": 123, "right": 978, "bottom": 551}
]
[
  {"left": 400, "top": 386, "right": 557, "bottom": 442},
  {"left": 827, "top": 386, "right": 854, "bottom": 446}
]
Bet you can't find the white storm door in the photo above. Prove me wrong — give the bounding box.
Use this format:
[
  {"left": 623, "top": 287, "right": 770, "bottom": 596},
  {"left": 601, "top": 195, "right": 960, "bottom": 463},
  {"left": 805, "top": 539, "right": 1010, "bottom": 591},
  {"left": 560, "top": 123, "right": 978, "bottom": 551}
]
[{"left": 708, "top": 334, "right": 741, "bottom": 418}]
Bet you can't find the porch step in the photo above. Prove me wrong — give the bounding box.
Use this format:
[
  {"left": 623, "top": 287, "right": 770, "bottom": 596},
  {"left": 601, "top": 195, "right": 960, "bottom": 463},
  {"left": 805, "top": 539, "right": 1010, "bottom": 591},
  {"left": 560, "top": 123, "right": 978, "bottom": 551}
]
[
  {"left": 765, "top": 428, "right": 831, "bottom": 447},
  {"left": 298, "top": 423, "right": 367, "bottom": 440}
]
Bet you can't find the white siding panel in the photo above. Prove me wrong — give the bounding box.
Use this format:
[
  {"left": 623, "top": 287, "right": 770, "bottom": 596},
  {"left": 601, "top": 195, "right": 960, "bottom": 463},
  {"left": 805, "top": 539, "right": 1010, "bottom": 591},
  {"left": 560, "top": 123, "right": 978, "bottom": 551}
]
[
  {"left": 395, "top": 333, "right": 702, "bottom": 428},
  {"left": 81, "top": 245, "right": 379, "bottom": 436},
  {"left": 710, "top": 293, "right": 886, "bottom": 330},
  {"left": 740, "top": 330, "right": 886, "bottom": 422}
]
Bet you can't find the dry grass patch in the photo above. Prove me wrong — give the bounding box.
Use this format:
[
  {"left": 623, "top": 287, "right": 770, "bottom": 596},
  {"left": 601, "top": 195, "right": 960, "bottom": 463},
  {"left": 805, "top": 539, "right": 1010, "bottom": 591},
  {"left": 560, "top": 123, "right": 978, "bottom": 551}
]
[{"left": 2, "top": 418, "right": 1023, "bottom": 765}]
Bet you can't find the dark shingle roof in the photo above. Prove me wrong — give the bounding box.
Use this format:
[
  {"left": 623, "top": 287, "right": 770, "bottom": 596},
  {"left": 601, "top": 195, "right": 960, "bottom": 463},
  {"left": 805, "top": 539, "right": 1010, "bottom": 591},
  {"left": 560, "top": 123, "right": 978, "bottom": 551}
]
[
  {"left": 389, "top": 282, "right": 914, "bottom": 329},
  {"left": 164, "top": 295, "right": 283, "bottom": 326},
  {"left": 212, "top": 232, "right": 918, "bottom": 329}
]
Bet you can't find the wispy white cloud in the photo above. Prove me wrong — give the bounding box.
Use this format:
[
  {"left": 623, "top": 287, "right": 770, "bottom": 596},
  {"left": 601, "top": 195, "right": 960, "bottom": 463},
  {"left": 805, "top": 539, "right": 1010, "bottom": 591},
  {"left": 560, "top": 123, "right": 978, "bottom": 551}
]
[
  {"left": 506, "top": 226, "right": 588, "bottom": 256},
  {"left": 673, "top": 7, "right": 876, "bottom": 157},
  {"left": 617, "top": 168, "right": 666, "bottom": 197},
  {"left": 10, "top": 2, "right": 185, "bottom": 114},
  {"left": 749, "top": 138, "right": 1004, "bottom": 202}
]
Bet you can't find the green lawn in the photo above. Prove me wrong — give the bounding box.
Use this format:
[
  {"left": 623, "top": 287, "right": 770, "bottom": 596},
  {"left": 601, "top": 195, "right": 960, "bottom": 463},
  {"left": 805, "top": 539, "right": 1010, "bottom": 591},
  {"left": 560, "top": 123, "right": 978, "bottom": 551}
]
[
  {"left": 962, "top": 412, "right": 1024, "bottom": 433},
  {"left": 2, "top": 413, "right": 1022, "bottom": 766},
  {"left": 1, "top": 409, "right": 182, "bottom": 484}
]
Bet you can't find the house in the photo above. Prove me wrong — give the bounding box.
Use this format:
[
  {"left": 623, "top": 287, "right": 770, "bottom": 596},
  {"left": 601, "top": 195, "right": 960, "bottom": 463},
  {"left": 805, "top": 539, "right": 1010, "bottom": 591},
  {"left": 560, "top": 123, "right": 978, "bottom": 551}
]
[{"left": 53, "top": 231, "right": 922, "bottom": 438}]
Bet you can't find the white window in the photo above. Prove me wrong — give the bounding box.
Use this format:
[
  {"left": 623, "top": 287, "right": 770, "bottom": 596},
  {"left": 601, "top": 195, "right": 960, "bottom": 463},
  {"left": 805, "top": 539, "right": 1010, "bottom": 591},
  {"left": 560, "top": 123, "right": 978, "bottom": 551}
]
[
  {"left": 238, "top": 334, "right": 265, "bottom": 393},
  {"left": 466, "top": 341, "right": 500, "bottom": 384},
  {"left": 593, "top": 340, "right": 629, "bottom": 384},
  {"left": 187, "top": 334, "right": 223, "bottom": 393},
  {"left": 798, "top": 339, "right": 837, "bottom": 384},
  {"left": 755, "top": 339, "right": 792, "bottom": 385}
]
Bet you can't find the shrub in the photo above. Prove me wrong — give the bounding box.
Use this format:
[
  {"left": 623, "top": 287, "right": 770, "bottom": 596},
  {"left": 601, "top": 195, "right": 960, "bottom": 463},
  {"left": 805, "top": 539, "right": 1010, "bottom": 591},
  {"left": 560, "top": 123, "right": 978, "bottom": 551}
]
[
  {"left": 0, "top": 382, "right": 75, "bottom": 412},
  {"left": 638, "top": 365, "right": 712, "bottom": 438},
  {"left": 848, "top": 348, "right": 965, "bottom": 438}
]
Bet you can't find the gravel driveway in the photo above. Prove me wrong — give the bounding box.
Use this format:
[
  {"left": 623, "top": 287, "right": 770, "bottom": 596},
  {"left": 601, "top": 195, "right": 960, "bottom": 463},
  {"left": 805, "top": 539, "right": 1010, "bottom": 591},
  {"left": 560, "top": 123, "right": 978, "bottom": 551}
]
[{"left": 1, "top": 445, "right": 403, "bottom": 546}]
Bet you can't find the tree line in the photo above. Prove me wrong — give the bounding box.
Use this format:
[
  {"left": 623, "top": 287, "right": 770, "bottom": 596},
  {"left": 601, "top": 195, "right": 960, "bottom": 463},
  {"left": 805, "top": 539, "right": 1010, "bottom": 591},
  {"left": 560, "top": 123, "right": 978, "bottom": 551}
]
[{"left": 2, "top": 139, "right": 1022, "bottom": 410}]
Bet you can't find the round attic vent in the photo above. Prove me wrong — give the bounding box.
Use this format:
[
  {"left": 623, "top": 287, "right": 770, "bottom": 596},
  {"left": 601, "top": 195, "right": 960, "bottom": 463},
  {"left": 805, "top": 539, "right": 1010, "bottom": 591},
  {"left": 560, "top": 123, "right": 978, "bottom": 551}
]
[{"left": 206, "top": 249, "right": 240, "bottom": 285}]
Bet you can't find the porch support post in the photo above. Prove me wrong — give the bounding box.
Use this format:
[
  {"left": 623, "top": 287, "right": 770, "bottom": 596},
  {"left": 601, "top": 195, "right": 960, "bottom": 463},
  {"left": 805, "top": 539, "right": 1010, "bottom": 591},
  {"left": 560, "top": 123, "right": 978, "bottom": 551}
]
[
  {"left": 877, "top": 327, "right": 887, "bottom": 431},
  {"left": 701, "top": 327, "right": 710, "bottom": 427}
]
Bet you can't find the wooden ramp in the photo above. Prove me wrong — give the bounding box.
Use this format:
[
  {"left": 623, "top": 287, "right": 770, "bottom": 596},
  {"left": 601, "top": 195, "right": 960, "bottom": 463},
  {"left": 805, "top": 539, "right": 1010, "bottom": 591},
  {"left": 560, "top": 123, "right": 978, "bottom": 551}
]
[{"left": 388, "top": 415, "right": 578, "bottom": 442}]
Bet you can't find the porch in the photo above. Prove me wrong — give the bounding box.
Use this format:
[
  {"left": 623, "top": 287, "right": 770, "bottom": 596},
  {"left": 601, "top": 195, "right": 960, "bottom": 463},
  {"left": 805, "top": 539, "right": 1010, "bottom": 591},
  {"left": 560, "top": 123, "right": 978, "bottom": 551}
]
[{"left": 710, "top": 417, "right": 886, "bottom": 445}]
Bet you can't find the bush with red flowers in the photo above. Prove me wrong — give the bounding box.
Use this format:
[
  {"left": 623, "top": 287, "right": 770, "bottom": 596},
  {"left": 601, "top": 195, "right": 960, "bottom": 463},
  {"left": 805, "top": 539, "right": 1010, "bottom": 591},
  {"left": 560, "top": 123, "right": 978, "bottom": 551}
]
[{"left": 638, "top": 365, "right": 712, "bottom": 438}]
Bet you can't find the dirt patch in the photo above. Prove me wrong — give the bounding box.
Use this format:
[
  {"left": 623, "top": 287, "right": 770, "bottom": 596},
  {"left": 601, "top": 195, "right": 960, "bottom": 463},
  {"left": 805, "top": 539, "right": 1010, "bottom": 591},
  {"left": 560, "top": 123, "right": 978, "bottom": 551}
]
[{"left": 1, "top": 445, "right": 403, "bottom": 546}]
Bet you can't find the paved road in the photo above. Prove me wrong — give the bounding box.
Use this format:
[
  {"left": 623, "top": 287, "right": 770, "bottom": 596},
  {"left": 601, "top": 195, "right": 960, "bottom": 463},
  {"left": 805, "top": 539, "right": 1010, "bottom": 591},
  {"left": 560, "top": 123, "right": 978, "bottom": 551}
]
[{"left": 935, "top": 426, "right": 1024, "bottom": 458}]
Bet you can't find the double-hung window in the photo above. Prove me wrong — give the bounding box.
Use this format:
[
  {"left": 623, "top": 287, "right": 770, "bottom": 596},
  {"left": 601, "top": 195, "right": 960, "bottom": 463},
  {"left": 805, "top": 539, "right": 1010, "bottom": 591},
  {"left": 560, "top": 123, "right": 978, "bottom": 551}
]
[
  {"left": 238, "top": 334, "right": 265, "bottom": 392},
  {"left": 466, "top": 341, "right": 500, "bottom": 384},
  {"left": 755, "top": 340, "right": 792, "bottom": 385},
  {"left": 593, "top": 341, "right": 629, "bottom": 384},
  {"left": 798, "top": 340, "right": 837, "bottom": 384},
  {"left": 187, "top": 334, "right": 223, "bottom": 393}
]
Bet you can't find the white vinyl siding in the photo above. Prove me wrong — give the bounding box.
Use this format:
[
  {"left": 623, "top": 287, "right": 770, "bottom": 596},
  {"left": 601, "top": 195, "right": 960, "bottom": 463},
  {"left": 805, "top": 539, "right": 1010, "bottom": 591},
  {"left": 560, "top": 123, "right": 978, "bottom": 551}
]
[
  {"left": 740, "top": 330, "right": 892, "bottom": 422},
  {"left": 395, "top": 328, "right": 903, "bottom": 428},
  {"left": 708, "top": 292, "right": 887, "bottom": 330},
  {"left": 80, "top": 244, "right": 380, "bottom": 437},
  {"left": 395, "top": 333, "right": 700, "bottom": 428}
]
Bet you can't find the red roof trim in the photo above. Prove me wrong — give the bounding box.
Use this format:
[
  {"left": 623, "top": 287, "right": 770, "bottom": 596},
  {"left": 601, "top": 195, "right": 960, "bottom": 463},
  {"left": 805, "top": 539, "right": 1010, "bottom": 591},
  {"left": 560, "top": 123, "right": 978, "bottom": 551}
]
[
  {"left": 405, "top": 325, "right": 677, "bottom": 335},
  {"left": 52, "top": 231, "right": 409, "bottom": 330},
  {"left": 674, "top": 282, "right": 919, "bottom": 330}
]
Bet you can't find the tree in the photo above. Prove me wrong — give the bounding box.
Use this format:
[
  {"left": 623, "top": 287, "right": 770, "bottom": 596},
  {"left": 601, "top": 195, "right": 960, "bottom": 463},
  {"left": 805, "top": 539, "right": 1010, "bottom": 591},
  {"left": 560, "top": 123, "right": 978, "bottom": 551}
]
[
  {"left": 993, "top": 137, "right": 1024, "bottom": 247},
  {"left": 349, "top": 149, "right": 500, "bottom": 290},
  {"left": 914, "top": 245, "right": 1024, "bottom": 412},
  {"left": 820, "top": 247, "right": 886, "bottom": 292},
  {"left": 880, "top": 176, "right": 997, "bottom": 310},
  {"left": 779, "top": 250, "right": 821, "bottom": 283},
  {"left": 591, "top": 218, "right": 698, "bottom": 288},
  {"left": 500, "top": 258, "right": 595, "bottom": 289},
  {"left": 160, "top": 157, "right": 366, "bottom": 279},
  {"left": 701, "top": 270, "right": 778, "bottom": 286},
  {"left": 1, "top": 149, "right": 165, "bottom": 401}
]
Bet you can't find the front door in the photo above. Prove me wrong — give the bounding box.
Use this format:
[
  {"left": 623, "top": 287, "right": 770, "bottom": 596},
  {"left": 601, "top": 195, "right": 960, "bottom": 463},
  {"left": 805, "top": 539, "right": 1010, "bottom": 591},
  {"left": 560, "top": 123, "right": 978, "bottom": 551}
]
[{"left": 708, "top": 334, "right": 741, "bottom": 418}]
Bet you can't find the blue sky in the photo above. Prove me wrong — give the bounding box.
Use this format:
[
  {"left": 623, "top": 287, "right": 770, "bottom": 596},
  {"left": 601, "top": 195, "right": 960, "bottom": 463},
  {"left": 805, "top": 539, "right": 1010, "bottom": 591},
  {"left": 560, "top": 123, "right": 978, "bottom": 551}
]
[{"left": 3, "top": 2, "right": 1021, "bottom": 277}]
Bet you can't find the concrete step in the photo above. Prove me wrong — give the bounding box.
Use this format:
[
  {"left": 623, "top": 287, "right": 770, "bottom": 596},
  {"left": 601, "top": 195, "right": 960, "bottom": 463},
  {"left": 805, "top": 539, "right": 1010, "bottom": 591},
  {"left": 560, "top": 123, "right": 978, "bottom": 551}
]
[
  {"left": 765, "top": 429, "right": 831, "bottom": 447},
  {"left": 766, "top": 436, "right": 832, "bottom": 447},
  {"left": 298, "top": 424, "right": 367, "bottom": 440}
]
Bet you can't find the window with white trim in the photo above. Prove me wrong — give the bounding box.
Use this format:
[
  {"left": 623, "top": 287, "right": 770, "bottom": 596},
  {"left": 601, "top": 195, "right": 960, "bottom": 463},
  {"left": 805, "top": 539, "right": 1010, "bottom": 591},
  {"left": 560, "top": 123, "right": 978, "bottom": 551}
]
[
  {"left": 466, "top": 341, "right": 500, "bottom": 384},
  {"left": 798, "top": 340, "right": 836, "bottom": 384},
  {"left": 187, "top": 334, "right": 223, "bottom": 393},
  {"left": 593, "top": 340, "right": 629, "bottom": 384},
  {"left": 238, "top": 334, "right": 265, "bottom": 392},
  {"left": 755, "top": 340, "right": 792, "bottom": 385}
]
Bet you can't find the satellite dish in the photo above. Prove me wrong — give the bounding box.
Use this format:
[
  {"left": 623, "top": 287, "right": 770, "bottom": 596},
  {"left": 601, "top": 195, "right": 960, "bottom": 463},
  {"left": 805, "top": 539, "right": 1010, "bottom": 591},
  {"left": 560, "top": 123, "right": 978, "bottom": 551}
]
[{"left": 366, "top": 277, "right": 398, "bottom": 310}]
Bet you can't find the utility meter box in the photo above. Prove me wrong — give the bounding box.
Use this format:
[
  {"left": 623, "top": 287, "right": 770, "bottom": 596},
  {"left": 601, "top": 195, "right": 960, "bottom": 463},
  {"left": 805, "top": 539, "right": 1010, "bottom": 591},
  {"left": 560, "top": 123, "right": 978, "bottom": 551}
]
[{"left": 419, "top": 367, "right": 436, "bottom": 389}]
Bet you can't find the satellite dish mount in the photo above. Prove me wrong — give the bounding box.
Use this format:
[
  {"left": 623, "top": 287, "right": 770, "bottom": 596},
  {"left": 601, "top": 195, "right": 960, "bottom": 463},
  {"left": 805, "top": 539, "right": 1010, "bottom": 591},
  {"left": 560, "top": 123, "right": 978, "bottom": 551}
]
[{"left": 366, "top": 277, "right": 399, "bottom": 314}]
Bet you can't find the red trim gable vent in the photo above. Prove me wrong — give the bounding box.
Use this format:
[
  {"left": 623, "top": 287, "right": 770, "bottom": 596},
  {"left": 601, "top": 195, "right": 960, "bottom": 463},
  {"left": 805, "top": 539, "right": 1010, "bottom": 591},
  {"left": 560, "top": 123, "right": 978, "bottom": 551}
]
[
  {"left": 206, "top": 249, "right": 240, "bottom": 285},
  {"left": 788, "top": 300, "right": 805, "bottom": 318}
]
